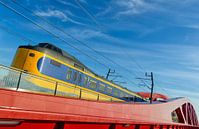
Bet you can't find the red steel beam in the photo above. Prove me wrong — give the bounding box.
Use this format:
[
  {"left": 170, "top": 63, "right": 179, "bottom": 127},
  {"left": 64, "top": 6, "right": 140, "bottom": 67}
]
[{"left": 0, "top": 88, "right": 198, "bottom": 129}]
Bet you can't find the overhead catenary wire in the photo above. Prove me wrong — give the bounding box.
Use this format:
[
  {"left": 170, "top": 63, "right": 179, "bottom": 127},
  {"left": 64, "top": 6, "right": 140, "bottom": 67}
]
[
  {"left": 0, "top": 22, "right": 148, "bottom": 93},
  {"left": 74, "top": 0, "right": 170, "bottom": 95},
  {"left": 1, "top": 0, "right": 167, "bottom": 94},
  {"left": 74, "top": 0, "right": 103, "bottom": 29},
  {"left": 0, "top": 24, "right": 36, "bottom": 44},
  {"left": 11, "top": 0, "right": 114, "bottom": 67},
  {"left": 9, "top": 0, "right": 148, "bottom": 88},
  {"left": 0, "top": 0, "right": 110, "bottom": 70},
  {"left": 155, "top": 80, "right": 170, "bottom": 96},
  {"left": 72, "top": 0, "right": 151, "bottom": 87}
]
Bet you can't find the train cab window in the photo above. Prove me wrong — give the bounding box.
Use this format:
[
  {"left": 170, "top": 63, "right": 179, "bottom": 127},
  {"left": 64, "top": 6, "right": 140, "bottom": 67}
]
[
  {"left": 66, "top": 69, "right": 72, "bottom": 80},
  {"left": 29, "top": 53, "right": 35, "bottom": 57},
  {"left": 73, "top": 71, "right": 78, "bottom": 82},
  {"left": 50, "top": 60, "right": 61, "bottom": 67},
  {"left": 107, "top": 86, "right": 112, "bottom": 94},
  {"left": 89, "top": 79, "right": 97, "bottom": 89},
  {"left": 99, "top": 83, "right": 105, "bottom": 92},
  {"left": 83, "top": 76, "right": 89, "bottom": 86}
]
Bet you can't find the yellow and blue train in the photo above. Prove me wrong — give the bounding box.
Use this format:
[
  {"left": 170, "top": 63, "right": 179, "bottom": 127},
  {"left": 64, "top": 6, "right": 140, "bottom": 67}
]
[{"left": 11, "top": 43, "right": 146, "bottom": 102}]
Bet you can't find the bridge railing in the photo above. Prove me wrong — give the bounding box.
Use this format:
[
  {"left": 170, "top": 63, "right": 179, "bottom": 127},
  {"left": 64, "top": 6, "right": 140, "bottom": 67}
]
[{"left": 0, "top": 65, "right": 113, "bottom": 102}]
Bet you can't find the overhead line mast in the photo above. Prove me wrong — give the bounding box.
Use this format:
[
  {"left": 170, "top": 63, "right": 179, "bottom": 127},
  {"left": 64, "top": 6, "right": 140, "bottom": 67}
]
[
  {"left": 72, "top": 0, "right": 152, "bottom": 88},
  {"left": 136, "top": 72, "right": 155, "bottom": 103}
]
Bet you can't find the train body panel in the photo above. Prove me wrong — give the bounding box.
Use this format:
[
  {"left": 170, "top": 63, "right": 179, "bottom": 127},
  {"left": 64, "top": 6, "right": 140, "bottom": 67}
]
[{"left": 12, "top": 48, "right": 29, "bottom": 69}]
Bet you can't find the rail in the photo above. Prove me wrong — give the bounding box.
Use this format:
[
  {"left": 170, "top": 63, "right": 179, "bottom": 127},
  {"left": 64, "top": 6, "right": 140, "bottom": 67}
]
[{"left": 0, "top": 64, "right": 114, "bottom": 101}]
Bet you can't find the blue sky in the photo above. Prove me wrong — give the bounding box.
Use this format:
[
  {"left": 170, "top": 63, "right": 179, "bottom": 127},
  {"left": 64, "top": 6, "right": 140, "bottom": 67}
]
[{"left": 0, "top": 0, "right": 199, "bottom": 115}]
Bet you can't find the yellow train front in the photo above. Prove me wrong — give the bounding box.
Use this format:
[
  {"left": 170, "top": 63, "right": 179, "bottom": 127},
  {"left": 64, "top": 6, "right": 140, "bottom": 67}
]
[{"left": 11, "top": 43, "right": 146, "bottom": 102}]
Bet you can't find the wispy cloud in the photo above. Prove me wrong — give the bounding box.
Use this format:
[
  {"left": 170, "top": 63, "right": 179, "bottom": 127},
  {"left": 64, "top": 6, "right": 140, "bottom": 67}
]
[
  {"left": 115, "top": 0, "right": 155, "bottom": 16},
  {"left": 56, "top": 0, "right": 79, "bottom": 8},
  {"left": 34, "top": 9, "right": 84, "bottom": 25},
  {"left": 166, "top": 88, "right": 199, "bottom": 99},
  {"left": 66, "top": 28, "right": 112, "bottom": 40},
  {"left": 96, "top": 0, "right": 157, "bottom": 18}
]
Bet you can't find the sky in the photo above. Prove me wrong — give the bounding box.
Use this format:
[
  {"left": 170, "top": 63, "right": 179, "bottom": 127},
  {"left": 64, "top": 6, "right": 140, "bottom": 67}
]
[{"left": 0, "top": 0, "right": 199, "bottom": 115}]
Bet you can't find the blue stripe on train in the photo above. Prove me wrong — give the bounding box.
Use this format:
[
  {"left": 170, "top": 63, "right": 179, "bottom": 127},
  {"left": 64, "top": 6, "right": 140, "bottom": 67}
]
[{"left": 37, "top": 57, "right": 146, "bottom": 102}]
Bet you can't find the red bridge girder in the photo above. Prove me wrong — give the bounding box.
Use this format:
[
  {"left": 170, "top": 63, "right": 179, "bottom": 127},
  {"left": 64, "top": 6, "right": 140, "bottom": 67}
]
[{"left": 0, "top": 89, "right": 198, "bottom": 129}]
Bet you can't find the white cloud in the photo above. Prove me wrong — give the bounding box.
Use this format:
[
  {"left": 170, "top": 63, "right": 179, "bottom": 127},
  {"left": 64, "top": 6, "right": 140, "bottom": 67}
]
[
  {"left": 34, "top": 9, "right": 84, "bottom": 25},
  {"left": 56, "top": 0, "right": 79, "bottom": 8},
  {"left": 115, "top": 0, "right": 154, "bottom": 15},
  {"left": 35, "top": 9, "right": 69, "bottom": 22},
  {"left": 66, "top": 28, "right": 116, "bottom": 41}
]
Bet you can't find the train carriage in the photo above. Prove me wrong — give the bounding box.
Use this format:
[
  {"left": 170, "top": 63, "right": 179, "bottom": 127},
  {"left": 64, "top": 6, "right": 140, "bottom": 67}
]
[{"left": 11, "top": 43, "right": 146, "bottom": 102}]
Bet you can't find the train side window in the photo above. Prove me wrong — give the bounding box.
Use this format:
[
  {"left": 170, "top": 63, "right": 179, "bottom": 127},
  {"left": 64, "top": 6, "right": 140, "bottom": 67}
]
[
  {"left": 89, "top": 79, "right": 97, "bottom": 89},
  {"left": 134, "top": 97, "right": 138, "bottom": 102},
  {"left": 73, "top": 71, "right": 78, "bottom": 82},
  {"left": 83, "top": 76, "right": 89, "bottom": 86},
  {"left": 113, "top": 89, "right": 119, "bottom": 96},
  {"left": 78, "top": 74, "right": 82, "bottom": 83},
  {"left": 99, "top": 83, "right": 105, "bottom": 92},
  {"left": 129, "top": 96, "right": 135, "bottom": 101},
  {"left": 50, "top": 60, "right": 61, "bottom": 67},
  {"left": 120, "top": 92, "right": 124, "bottom": 97},
  {"left": 107, "top": 86, "right": 112, "bottom": 94},
  {"left": 124, "top": 93, "right": 129, "bottom": 98},
  {"left": 66, "top": 69, "right": 72, "bottom": 80}
]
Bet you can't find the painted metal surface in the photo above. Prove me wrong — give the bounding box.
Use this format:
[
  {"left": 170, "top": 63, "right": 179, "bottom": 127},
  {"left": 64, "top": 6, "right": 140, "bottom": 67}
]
[
  {"left": 0, "top": 122, "right": 199, "bottom": 129},
  {"left": 0, "top": 88, "right": 198, "bottom": 129},
  {"left": 137, "top": 92, "right": 169, "bottom": 100}
]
